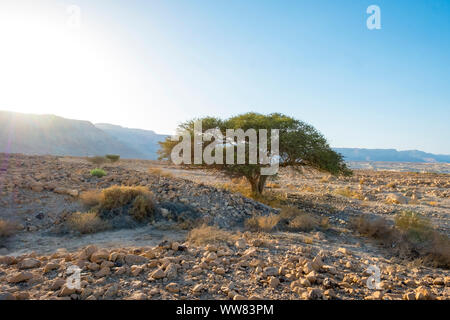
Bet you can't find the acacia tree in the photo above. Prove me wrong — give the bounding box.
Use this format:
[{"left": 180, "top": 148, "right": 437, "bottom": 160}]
[{"left": 158, "top": 112, "right": 351, "bottom": 196}]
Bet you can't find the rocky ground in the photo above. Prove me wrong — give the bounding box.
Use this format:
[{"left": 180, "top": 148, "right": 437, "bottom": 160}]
[{"left": 0, "top": 153, "right": 448, "bottom": 300}]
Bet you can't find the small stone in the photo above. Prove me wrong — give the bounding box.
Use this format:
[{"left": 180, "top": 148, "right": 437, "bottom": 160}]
[
  {"left": 150, "top": 268, "right": 165, "bottom": 279},
  {"left": 166, "top": 282, "right": 180, "bottom": 293},
  {"left": 18, "top": 258, "right": 41, "bottom": 269},
  {"left": 235, "top": 238, "right": 247, "bottom": 249},
  {"left": 7, "top": 271, "right": 33, "bottom": 283},
  {"left": 268, "top": 277, "right": 280, "bottom": 289}
]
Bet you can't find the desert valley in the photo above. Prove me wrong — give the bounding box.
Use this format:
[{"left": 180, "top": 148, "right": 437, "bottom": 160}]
[{"left": 0, "top": 153, "right": 448, "bottom": 300}]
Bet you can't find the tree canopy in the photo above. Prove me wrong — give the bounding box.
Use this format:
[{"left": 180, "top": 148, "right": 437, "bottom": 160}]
[{"left": 158, "top": 112, "right": 351, "bottom": 195}]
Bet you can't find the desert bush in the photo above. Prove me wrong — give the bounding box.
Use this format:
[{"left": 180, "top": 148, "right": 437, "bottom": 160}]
[
  {"left": 351, "top": 216, "right": 394, "bottom": 241},
  {"left": 90, "top": 168, "right": 107, "bottom": 178},
  {"left": 334, "top": 187, "right": 364, "bottom": 200},
  {"left": 79, "top": 190, "right": 104, "bottom": 207},
  {"left": 105, "top": 154, "right": 120, "bottom": 162},
  {"left": 218, "top": 181, "right": 287, "bottom": 208},
  {"left": 395, "top": 210, "right": 433, "bottom": 243},
  {"left": 87, "top": 156, "right": 107, "bottom": 166},
  {"left": 148, "top": 167, "right": 173, "bottom": 178},
  {"left": 245, "top": 215, "right": 280, "bottom": 232},
  {"left": 351, "top": 213, "right": 450, "bottom": 268},
  {"left": 130, "top": 195, "right": 154, "bottom": 221},
  {"left": 101, "top": 186, "right": 153, "bottom": 209},
  {"left": 187, "top": 224, "right": 237, "bottom": 245},
  {"left": 67, "top": 212, "right": 110, "bottom": 234},
  {"left": 279, "top": 206, "right": 319, "bottom": 231}
]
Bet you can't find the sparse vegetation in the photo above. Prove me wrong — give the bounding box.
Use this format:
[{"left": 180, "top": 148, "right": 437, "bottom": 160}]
[
  {"left": 351, "top": 212, "right": 450, "bottom": 268},
  {"left": 158, "top": 112, "right": 351, "bottom": 196},
  {"left": 105, "top": 154, "right": 120, "bottom": 162},
  {"left": 395, "top": 210, "right": 433, "bottom": 243},
  {"left": 245, "top": 215, "right": 280, "bottom": 232},
  {"left": 90, "top": 168, "right": 107, "bottom": 178},
  {"left": 187, "top": 224, "right": 238, "bottom": 245},
  {"left": 71, "top": 186, "right": 156, "bottom": 233},
  {"left": 86, "top": 156, "right": 107, "bottom": 166},
  {"left": 79, "top": 190, "right": 104, "bottom": 207},
  {"left": 334, "top": 187, "right": 364, "bottom": 200},
  {"left": 245, "top": 206, "right": 321, "bottom": 233},
  {"left": 67, "top": 212, "right": 110, "bottom": 234}
]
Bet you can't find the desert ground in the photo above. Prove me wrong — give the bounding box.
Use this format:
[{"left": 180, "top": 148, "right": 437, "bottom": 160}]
[{"left": 0, "top": 153, "right": 448, "bottom": 300}]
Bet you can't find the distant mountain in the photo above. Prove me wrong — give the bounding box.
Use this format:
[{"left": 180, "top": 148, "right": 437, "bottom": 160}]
[
  {"left": 0, "top": 111, "right": 144, "bottom": 158},
  {"left": 95, "top": 123, "right": 168, "bottom": 160},
  {"left": 334, "top": 148, "right": 450, "bottom": 163}
]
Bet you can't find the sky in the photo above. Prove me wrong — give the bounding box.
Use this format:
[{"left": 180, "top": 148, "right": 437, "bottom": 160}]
[{"left": 0, "top": 0, "right": 449, "bottom": 154}]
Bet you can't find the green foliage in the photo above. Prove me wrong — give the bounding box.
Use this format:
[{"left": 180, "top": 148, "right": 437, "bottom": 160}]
[
  {"left": 90, "top": 168, "right": 107, "bottom": 178},
  {"left": 159, "top": 112, "right": 351, "bottom": 195},
  {"left": 105, "top": 154, "right": 120, "bottom": 162}
]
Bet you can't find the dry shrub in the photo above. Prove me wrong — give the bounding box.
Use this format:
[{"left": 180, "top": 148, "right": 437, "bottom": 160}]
[
  {"left": 394, "top": 211, "right": 433, "bottom": 243},
  {"left": 351, "top": 216, "right": 394, "bottom": 241},
  {"left": 79, "top": 190, "right": 104, "bottom": 207},
  {"left": 351, "top": 212, "right": 450, "bottom": 269},
  {"left": 0, "top": 219, "right": 18, "bottom": 238},
  {"left": 86, "top": 156, "right": 107, "bottom": 166},
  {"left": 148, "top": 167, "right": 163, "bottom": 176},
  {"left": 279, "top": 206, "right": 319, "bottom": 231},
  {"left": 334, "top": 187, "right": 364, "bottom": 200},
  {"left": 217, "top": 180, "right": 287, "bottom": 208},
  {"left": 148, "top": 167, "right": 173, "bottom": 178},
  {"left": 67, "top": 212, "right": 110, "bottom": 234},
  {"left": 130, "top": 195, "right": 154, "bottom": 221},
  {"left": 101, "top": 186, "right": 154, "bottom": 211},
  {"left": 245, "top": 215, "right": 280, "bottom": 232},
  {"left": 187, "top": 224, "right": 237, "bottom": 245}
]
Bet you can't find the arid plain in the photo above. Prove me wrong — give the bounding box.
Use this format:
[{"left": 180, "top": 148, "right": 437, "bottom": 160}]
[{"left": 0, "top": 153, "right": 448, "bottom": 300}]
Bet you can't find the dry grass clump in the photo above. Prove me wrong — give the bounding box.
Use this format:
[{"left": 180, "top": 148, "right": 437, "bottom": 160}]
[
  {"left": 187, "top": 224, "right": 238, "bottom": 245},
  {"left": 279, "top": 206, "right": 319, "bottom": 231},
  {"left": 72, "top": 186, "right": 156, "bottom": 233},
  {"left": 245, "top": 206, "right": 322, "bottom": 233},
  {"left": 86, "top": 156, "right": 107, "bottom": 166},
  {"left": 67, "top": 212, "right": 110, "bottom": 234},
  {"left": 394, "top": 210, "right": 433, "bottom": 243},
  {"left": 0, "top": 219, "right": 18, "bottom": 239},
  {"left": 351, "top": 211, "right": 450, "bottom": 268},
  {"left": 101, "top": 186, "right": 154, "bottom": 211},
  {"left": 334, "top": 187, "right": 364, "bottom": 200},
  {"left": 245, "top": 215, "right": 280, "bottom": 232},
  {"left": 79, "top": 190, "right": 104, "bottom": 207},
  {"left": 218, "top": 180, "right": 287, "bottom": 208},
  {"left": 148, "top": 166, "right": 173, "bottom": 178}
]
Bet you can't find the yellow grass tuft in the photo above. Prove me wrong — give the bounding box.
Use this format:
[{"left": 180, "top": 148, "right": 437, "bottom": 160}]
[
  {"left": 187, "top": 224, "right": 238, "bottom": 245},
  {"left": 67, "top": 212, "right": 110, "bottom": 234}
]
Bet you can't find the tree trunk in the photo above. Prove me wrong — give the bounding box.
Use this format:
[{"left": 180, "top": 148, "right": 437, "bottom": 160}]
[{"left": 247, "top": 175, "right": 268, "bottom": 197}]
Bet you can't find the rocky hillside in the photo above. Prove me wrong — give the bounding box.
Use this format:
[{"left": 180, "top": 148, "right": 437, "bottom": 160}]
[
  {"left": 0, "top": 111, "right": 145, "bottom": 159},
  {"left": 95, "top": 123, "right": 167, "bottom": 160},
  {"left": 335, "top": 148, "right": 450, "bottom": 163}
]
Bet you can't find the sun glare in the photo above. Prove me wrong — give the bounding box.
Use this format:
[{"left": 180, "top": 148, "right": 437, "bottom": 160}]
[{"left": 0, "top": 2, "right": 133, "bottom": 123}]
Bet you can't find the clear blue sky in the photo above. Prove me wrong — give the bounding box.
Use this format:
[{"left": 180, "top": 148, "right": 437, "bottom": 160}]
[{"left": 1, "top": 0, "right": 449, "bottom": 154}]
